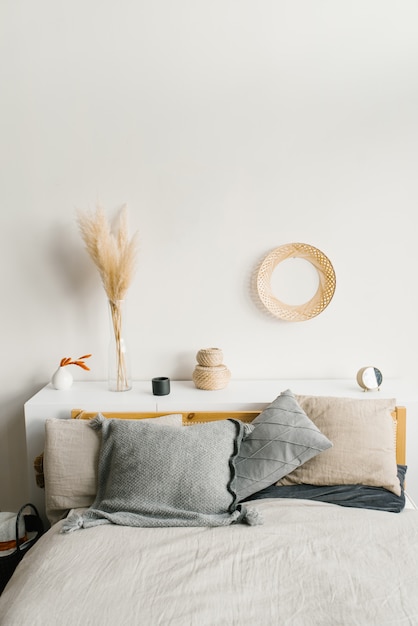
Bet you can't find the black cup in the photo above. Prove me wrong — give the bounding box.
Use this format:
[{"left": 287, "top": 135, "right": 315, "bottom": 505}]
[{"left": 152, "top": 377, "right": 170, "bottom": 396}]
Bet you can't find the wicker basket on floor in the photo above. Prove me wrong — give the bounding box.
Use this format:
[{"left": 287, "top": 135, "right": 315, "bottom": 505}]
[{"left": 0, "top": 503, "right": 44, "bottom": 595}]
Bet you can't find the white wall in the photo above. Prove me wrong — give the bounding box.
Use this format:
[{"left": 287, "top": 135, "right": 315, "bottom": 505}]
[{"left": 1, "top": 1, "right": 418, "bottom": 511}]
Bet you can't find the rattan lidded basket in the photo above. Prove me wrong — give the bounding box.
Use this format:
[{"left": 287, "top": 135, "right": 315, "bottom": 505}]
[
  {"left": 196, "top": 347, "right": 224, "bottom": 367},
  {"left": 193, "top": 348, "right": 231, "bottom": 390}
]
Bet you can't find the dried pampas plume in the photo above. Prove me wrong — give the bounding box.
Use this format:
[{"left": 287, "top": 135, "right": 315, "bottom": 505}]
[
  {"left": 76, "top": 204, "right": 138, "bottom": 303},
  {"left": 76, "top": 204, "right": 138, "bottom": 391}
]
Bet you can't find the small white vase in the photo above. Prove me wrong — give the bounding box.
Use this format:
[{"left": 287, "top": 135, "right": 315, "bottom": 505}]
[{"left": 51, "top": 366, "right": 73, "bottom": 390}]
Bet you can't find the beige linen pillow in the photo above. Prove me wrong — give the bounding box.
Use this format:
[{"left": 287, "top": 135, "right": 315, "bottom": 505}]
[
  {"left": 44, "top": 414, "right": 183, "bottom": 525},
  {"left": 276, "top": 396, "right": 400, "bottom": 496}
]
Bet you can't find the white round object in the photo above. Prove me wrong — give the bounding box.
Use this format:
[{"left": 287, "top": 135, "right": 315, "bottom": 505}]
[{"left": 51, "top": 366, "right": 73, "bottom": 390}]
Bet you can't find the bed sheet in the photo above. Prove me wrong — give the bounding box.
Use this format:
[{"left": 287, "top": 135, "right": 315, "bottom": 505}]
[{"left": 1, "top": 498, "right": 418, "bottom": 626}]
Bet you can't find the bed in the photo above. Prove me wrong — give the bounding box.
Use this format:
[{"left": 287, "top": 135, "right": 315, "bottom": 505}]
[{"left": 1, "top": 389, "right": 418, "bottom": 625}]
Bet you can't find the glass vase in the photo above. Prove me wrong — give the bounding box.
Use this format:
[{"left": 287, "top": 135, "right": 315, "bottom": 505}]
[{"left": 108, "top": 299, "right": 132, "bottom": 391}]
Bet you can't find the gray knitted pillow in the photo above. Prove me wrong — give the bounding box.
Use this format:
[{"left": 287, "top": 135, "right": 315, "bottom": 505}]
[
  {"left": 235, "top": 389, "right": 333, "bottom": 501},
  {"left": 62, "top": 415, "right": 261, "bottom": 532}
]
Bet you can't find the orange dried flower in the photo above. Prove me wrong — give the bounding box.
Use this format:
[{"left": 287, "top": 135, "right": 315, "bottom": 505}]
[{"left": 59, "top": 354, "right": 92, "bottom": 370}]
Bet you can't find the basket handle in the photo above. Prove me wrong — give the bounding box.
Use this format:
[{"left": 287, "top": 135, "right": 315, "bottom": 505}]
[{"left": 14, "top": 503, "right": 43, "bottom": 555}]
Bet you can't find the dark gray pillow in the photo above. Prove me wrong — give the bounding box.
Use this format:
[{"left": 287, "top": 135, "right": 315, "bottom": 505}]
[
  {"left": 235, "top": 389, "right": 332, "bottom": 501},
  {"left": 243, "top": 465, "right": 407, "bottom": 514},
  {"left": 62, "top": 415, "right": 262, "bottom": 532}
]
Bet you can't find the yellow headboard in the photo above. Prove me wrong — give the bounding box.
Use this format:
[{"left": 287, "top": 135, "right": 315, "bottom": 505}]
[{"left": 71, "top": 406, "right": 407, "bottom": 466}]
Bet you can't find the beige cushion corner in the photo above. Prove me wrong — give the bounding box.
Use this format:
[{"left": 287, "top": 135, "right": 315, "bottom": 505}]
[
  {"left": 44, "top": 419, "right": 100, "bottom": 526},
  {"left": 44, "top": 414, "right": 183, "bottom": 526},
  {"left": 277, "top": 396, "right": 400, "bottom": 496}
]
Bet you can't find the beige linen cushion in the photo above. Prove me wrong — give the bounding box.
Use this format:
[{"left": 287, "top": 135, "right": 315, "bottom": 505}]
[
  {"left": 44, "top": 414, "right": 183, "bottom": 525},
  {"left": 276, "top": 396, "right": 400, "bottom": 496}
]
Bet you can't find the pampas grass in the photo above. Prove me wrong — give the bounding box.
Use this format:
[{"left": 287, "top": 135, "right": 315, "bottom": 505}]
[
  {"left": 77, "top": 204, "right": 138, "bottom": 390},
  {"left": 76, "top": 204, "right": 138, "bottom": 304}
]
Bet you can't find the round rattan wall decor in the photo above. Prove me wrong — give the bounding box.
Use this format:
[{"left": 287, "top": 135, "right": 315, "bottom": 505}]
[{"left": 256, "top": 243, "right": 336, "bottom": 322}]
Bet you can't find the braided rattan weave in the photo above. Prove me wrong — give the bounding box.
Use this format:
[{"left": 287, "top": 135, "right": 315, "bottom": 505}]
[
  {"left": 256, "top": 243, "right": 336, "bottom": 322},
  {"left": 196, "top": 348, "right": 224, "bottom": 367},
  {"left": 192, "top": 364, "right": 231, "bottom": 390}
]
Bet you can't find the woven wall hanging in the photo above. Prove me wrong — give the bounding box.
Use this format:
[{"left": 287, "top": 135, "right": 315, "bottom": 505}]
[{"left": 256, "top": 243, "right": 336, "bottom": 322}]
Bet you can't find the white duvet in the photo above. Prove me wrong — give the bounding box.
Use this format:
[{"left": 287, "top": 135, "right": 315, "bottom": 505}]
[{"left": 1, "top": 498, "right": 418, "bottom": 626}]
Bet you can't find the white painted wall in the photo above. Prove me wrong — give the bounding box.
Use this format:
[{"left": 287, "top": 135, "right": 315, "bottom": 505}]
[{"left": 1, "top": 1, "right": 418, "bottom": 511}]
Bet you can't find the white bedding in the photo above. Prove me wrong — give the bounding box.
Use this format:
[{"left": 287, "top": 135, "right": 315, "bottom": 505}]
[{"left": 1, "top": 498, "right": 418, "bottom": 626}]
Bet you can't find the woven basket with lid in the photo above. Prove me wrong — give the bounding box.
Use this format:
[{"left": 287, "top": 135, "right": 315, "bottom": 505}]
[
  {"left": 196, "top": 348, "right": 224, "bottom": 367},
  {"left": 192, "top": 364, "right": 231, "bottom": 390}
]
